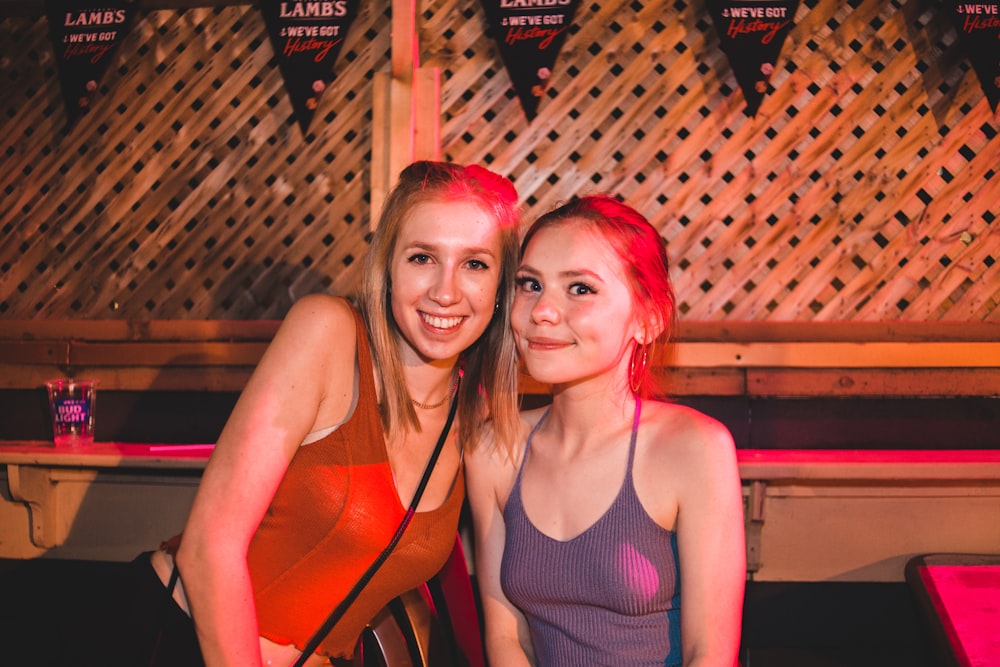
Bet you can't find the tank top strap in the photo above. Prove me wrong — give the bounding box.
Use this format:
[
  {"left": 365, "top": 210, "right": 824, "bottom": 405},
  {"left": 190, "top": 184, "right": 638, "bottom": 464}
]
[
  {"left": 516, "top": 401, "right": 640, "bottom": 487},
  {"left": 514, "top": 408, "right": 550, "bottom": 485},
  {"left": 625, "top": 397, "right": 642, "bottom": 476},
  {"left": 349, "top": 305, "right": 378, "bottom": 405}
]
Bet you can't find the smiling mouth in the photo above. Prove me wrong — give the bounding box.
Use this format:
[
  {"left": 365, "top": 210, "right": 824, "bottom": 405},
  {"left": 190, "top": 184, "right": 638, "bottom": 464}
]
[
  {"left": 526, "top": 337, "right": 571, "bottom": 350},
  {"left": 421, "top": 312, "right": 465, "bottom": 330}
]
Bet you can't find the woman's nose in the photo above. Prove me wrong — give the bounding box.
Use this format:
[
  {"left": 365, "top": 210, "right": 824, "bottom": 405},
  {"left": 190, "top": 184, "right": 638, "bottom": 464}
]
[
  {"left": 529, "top": 292, "right": 560, "bottom": 324},
  {"left": 429, "top": 267, "right": 459, "bottom": 305}
]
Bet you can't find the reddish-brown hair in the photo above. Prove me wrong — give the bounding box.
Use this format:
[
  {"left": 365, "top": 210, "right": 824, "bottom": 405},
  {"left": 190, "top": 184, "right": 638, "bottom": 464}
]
[{"left": 522, "top": 195, "right": 675, "bottom": 398}]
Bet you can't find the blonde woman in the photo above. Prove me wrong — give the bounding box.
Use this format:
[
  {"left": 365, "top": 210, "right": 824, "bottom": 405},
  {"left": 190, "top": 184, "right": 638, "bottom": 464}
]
[{"left": 70, "top": 162, "right": 522, "bottom": 667}]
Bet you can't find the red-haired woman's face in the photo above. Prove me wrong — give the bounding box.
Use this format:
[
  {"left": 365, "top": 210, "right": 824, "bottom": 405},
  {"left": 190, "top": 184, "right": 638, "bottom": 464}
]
[{"left": 512, "top": 221, "right": 641, "bottom": 389}]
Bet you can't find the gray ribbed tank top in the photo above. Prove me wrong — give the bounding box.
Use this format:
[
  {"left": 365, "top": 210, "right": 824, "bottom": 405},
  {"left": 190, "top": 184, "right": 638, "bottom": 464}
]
[{"left": 500, "top": 399, "right": 682, "bottom": 666}]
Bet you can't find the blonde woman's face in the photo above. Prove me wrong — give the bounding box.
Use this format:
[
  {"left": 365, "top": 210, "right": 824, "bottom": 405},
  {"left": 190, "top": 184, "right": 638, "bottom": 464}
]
[{"left": 390, "top": 199, "right": 504, "bottom": 367}]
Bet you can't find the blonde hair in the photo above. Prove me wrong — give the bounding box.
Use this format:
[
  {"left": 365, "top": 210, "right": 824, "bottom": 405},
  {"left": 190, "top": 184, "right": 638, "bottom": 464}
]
[{"left": 359, "top": 161, "right": 522, "bottom": 451}]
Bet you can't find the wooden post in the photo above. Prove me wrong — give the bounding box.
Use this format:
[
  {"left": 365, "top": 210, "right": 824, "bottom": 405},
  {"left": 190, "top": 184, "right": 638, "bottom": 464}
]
[{"left": 370, "top": 0, "right": 442, "bottom": 228}]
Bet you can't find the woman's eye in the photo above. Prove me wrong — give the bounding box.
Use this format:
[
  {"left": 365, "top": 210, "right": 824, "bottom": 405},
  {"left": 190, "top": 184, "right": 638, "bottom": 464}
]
[
  {"left": 467, "top": 259, "right": 490, "bottom": 271},
  {"left": 569, "top": 282, "right": 596, "bottom": 296},
  {"left": 515, "top": 276, "right": 541, "bottom": 292},
  {"left": 407, "top": 253, "right": 432, "bottom": 264}
]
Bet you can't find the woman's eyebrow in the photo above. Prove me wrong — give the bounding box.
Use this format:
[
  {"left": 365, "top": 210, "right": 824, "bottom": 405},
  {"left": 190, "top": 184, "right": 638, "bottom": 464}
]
[
  {"left": 517, "top": 263, "right": 605, "bottom": 283},
  {"left": 408, "top": 241, "right": 497, "bottom": 257},
  {"left": 560, "top": 268, "right": 605, "bottom": 283}
]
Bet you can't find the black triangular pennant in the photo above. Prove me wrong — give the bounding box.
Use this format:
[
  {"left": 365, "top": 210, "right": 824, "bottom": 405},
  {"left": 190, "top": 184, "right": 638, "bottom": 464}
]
[
  {"left": 478, "top": 0, "right": 581, "bottom": 120},
  {"left": 44, "top": 0, "right": 137, "bottom": 126},
  {"left": 707, "top": 0, "right": 801, "bottom": 116},
  {"left": 945, "top": 0, "right": 1000, "bottom": 112},
  {"left": 261, "top": 0, "right": 359, "bottom": 134}
]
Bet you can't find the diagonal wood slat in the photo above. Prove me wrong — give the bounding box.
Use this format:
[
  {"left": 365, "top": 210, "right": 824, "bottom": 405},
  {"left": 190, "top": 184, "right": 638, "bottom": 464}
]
[{"left": 2, "top": 3, "right": 389, "bottom": 319}]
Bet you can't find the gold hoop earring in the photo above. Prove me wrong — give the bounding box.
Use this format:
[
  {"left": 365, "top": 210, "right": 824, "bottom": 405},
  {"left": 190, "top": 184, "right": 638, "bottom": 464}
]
[{"left": 629, "top": 342, "right": 648, "bottom": 395}]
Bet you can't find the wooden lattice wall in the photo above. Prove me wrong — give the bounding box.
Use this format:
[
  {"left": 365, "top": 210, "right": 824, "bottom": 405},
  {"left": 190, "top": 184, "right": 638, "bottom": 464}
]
[
  {"left": 1, "top": 0, "right": 998, "bottom": 321},
  {"left": 2, "top": 2, "right": 390, "bottom": 319}
]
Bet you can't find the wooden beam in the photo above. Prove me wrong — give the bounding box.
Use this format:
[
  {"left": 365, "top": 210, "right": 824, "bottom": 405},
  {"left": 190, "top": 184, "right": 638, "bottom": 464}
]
[
  {"left": 0, "top": 319, "right": 279, "bottom": 342},
  {"left": 370, "top": 0, "right": 441, "bottom": 227},
  {"left": 673, "top": 341, "right": 1000, "bottom": 368},
  {"left": 2, "top": 321, "right": 997, "bottom": 395},
  {"left": 674, "top": 321, "right": 1000, "bottom": 343}
]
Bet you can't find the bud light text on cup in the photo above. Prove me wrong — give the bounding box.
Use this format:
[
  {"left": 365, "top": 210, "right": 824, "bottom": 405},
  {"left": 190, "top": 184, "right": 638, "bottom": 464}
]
[{"left": 54, "top": 398, "right": 90, "bottom": 425}]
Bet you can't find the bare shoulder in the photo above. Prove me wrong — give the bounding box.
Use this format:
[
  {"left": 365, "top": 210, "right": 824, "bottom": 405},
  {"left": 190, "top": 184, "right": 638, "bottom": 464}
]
[
  {"left": 467, "top": 407, "right": 541, "bottom": 499},
  {"left": 640, "top": 400, "right": 737, "bottom": 471},
  {"left": 251, "top": 295, "right": 361, "bottom": 414},
  {"left": 469, "top": 407, "right": 540, "bottom": 470},
  {"left": 282, "top": 293, "right": 358, "bottom": 335},
  {"left": 519, "top": 405, "right": 549, "bottom": 432},
  {"left": 644, "top": 400, "right": 732, "bottom": 441},
  {"left": 271, "top": 295, "right": 358, "bottom": 357}
]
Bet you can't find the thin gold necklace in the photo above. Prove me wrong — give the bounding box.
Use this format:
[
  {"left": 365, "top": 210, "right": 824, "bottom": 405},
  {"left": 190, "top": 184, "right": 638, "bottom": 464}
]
[{"left": 411, "top": 376, "right": 459, "bottom": 409}]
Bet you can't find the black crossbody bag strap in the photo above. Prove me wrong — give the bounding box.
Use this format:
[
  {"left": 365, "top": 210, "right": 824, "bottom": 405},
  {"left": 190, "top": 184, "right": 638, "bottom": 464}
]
[{"left": 291, "top": 374, "right": 462, "bottom": 667}]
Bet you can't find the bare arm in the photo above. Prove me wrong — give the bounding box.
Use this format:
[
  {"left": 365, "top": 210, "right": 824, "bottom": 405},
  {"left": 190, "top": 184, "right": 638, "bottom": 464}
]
[
  {"left": 466, "top": 439, "right": 536, "bottom": 667},
  {"left": 175, "top": 295, "right": 359, "bottom": 667},
  {"left": 674, "top": 417, "right": 745, "bottom": 667}
]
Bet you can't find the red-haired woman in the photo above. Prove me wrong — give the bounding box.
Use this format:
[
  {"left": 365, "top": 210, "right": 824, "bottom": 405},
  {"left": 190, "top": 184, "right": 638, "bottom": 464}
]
[{"left": 469, "top": 195, "right": 745, "bottom": 667}]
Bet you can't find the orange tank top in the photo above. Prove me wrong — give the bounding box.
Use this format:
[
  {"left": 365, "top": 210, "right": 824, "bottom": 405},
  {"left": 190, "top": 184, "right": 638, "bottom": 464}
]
[{"left": 246, "top": 306, "right": 465, "bottom": 658}]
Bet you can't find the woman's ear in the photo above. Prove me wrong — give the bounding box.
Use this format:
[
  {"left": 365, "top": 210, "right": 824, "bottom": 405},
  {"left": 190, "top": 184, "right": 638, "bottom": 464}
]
[{"left": 635, "top": 309, "right": 665, "bottom": 344}]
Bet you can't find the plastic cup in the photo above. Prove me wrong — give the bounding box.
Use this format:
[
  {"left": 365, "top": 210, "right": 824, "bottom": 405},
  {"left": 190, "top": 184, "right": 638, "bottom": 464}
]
[{"left": 44, "top": 378, "right": 98, "bottom": 446}]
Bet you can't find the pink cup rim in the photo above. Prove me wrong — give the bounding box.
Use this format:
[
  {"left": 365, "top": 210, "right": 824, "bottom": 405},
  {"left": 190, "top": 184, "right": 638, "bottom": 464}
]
[{"left": 44, "top": 378, "right": 99, "bottom": 388}]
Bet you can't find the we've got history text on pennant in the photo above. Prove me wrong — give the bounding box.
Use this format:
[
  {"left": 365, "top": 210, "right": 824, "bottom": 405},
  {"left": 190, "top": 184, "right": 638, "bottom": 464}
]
[
  {"left": 44, "top": 0, "right": 137, "bottom": 126},
  {"left": 479, "top": 0, "right": 581, "bottom": 120},
  {"left": 261, "top": 0, "right": 359, "bottom": 134},
  {"left": 707, "top": 0, "right": 800, "bottom": 116},
  {"left": 947, "top": 0, "right": 1000, "bottom": 112}
]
